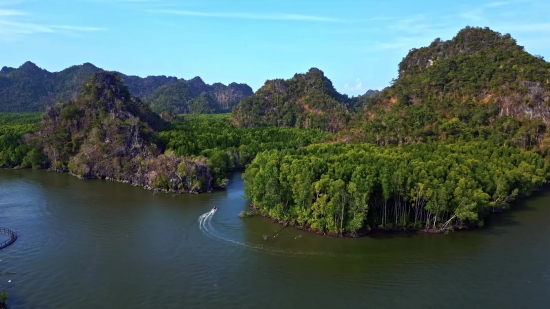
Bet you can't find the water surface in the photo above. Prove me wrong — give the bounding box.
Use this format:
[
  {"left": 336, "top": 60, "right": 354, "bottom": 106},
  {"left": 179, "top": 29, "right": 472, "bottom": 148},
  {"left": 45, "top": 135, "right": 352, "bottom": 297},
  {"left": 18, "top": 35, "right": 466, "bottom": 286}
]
[{"left": 0, "top": 169, "right": 549, "bottom": 309}]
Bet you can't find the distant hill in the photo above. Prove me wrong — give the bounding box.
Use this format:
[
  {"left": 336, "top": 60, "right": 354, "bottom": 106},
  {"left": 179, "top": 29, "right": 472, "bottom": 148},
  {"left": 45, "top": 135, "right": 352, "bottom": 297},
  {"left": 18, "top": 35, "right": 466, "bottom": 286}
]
[
  {"left": 147, "top": 77, "right": 253, "bottom": 114},
  {"left": 230, "top": 68, "right": 352, "bottom": 133},
  {"left": 0, "top": 62, "right": 253, "bottom": 113}
]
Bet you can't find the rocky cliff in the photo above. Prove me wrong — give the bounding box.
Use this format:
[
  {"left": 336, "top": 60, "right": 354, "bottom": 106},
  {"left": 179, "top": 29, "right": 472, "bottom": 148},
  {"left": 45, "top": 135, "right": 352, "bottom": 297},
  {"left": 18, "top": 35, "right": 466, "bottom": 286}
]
[{"left": 32, "top": 71, "right": 215, "bottom": 193}]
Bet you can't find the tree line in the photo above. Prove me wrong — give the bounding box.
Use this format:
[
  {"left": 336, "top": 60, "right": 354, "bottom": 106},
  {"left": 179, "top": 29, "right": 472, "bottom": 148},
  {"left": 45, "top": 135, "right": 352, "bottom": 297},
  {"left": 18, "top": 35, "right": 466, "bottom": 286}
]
[{"left": 243, "top": 142, "right": 549, "bottom": 235}]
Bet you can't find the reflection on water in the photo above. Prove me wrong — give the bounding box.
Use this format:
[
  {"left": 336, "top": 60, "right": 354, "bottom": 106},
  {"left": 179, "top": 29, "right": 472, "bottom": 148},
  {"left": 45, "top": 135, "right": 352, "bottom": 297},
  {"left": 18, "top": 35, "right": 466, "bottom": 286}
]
[{"left": 0, "top": 169, "right": 549, "bottom": 309}]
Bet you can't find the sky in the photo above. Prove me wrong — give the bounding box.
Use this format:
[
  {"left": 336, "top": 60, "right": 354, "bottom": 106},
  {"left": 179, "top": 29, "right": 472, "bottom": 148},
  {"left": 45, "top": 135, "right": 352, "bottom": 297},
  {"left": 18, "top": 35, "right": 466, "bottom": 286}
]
[{"left": 0, "top": 0, "right": 549, "bottom": 96}]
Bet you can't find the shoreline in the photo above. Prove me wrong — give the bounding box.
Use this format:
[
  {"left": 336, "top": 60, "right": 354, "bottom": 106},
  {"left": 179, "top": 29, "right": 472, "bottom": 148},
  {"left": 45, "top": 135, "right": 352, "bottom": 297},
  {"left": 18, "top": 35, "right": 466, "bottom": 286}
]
[
  {"left": 2, "top": 167, "right": 547, "bottom": 238},
  {"left": 246, "top": 183, "right": 549, "bottom": 238},
  {"left": 248, "top": 204, "right": 515, "bottom": 238},
  {"left": 0, "top": 166, "right": 223, "bottom": 195}
]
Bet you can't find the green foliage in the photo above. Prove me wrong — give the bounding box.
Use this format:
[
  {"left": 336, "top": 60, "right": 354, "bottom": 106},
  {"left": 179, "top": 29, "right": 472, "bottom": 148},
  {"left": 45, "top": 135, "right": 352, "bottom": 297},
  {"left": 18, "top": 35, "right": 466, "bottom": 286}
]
[
  {"left": 0, "top": 112, "right": 42, "bottom": 125},
  {"left": 0, "top": 290, "right": 7, "bottom": 303},
  {"left": 347, "top": 26, "right": 550, "bottom": 155},
  {"left": 231, "top": 68, "right": 352, "bottom": 133},
  {"left": 159, "top": 114, "right": 330, "bottom": 185},
  {"left": 244, "top": 142, "right": 549, "bottom": 235},
  {"left": 0, "top": 113, "right": 45, "bottom": 168},
  {"left": 25, "top": 72, "right": 216, "bottom": 193},
  {"left": 138, "top": 77, "right": 253, "bottom": 115}
]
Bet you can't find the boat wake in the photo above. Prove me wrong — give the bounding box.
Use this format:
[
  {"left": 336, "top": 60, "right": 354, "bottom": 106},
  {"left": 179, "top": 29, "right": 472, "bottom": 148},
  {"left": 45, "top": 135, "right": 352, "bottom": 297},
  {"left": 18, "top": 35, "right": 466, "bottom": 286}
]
[{"left": 197, "top": 208, "right": 333, "bottom": 257}]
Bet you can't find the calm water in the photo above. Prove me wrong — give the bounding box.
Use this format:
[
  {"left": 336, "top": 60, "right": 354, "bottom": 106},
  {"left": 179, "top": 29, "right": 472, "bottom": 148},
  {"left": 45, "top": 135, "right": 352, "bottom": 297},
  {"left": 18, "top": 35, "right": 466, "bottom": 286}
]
[{"left": 0, "top": 169, "right": 549, "bottom": 309}]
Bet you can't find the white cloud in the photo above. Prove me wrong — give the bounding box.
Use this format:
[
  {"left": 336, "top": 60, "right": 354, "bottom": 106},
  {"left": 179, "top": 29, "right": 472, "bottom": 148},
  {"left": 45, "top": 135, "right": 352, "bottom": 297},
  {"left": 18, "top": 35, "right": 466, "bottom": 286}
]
[
  {"left": 485, "top": 1, "right": 511, "bottom": 8},
  {"left": 0, "top": 7, "right": 106, "bottom": 40},
  {"left": 344, "top": 78, "right": 363, "bottom": 91},
  {"left": 50, "top": 25, "right": 106, "bottom": 31},
  {"left": 0, "top": 20, "right": 105, "bottom": 36},
  {"left": 459, "top": 0, "right": 523, "bottom": 22},
  {"left": 151, "top": 9, "right": 344, "bottom": 22},
  {"left": 363, "top": 0, "right": 550, "bottom": 56},
  {"left": 0, "top": 9, "right": 26, "bottom": 16}
]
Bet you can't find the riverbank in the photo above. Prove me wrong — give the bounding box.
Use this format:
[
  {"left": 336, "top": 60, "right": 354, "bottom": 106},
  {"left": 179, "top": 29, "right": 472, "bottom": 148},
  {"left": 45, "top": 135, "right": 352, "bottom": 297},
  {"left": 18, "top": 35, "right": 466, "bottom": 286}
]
[{"left": 248, "top": 204, "right": 489, "bottom": 238}]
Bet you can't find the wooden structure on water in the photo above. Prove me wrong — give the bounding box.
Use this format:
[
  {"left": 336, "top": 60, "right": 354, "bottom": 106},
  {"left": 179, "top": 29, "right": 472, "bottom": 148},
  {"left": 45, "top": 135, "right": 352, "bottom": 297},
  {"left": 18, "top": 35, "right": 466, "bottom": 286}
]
[{"left": 0, "top": 228, "right": 17, "bottom": 250}]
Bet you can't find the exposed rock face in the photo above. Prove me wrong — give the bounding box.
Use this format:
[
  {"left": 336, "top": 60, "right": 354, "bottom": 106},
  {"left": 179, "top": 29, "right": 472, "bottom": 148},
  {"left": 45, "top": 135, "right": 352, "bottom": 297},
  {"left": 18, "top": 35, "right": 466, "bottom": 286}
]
[
  {"left": 496, "top": 81, "right": 550, "bottom": 122},
  {"left": 33, "top": 71, "right": 214, "bottom": 193},
  {"left": 362, "top": 89, "right": 381, "bottom": 98}
]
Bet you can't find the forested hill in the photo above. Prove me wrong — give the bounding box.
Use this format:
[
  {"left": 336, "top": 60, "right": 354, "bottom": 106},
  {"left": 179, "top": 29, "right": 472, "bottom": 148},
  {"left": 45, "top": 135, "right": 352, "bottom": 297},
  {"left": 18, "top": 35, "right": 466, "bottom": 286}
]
[
  {"left": 346, "top": 26, "right": 550, "bottom": 153},
  {"left": 147, "top": 77, "right": 253, "bottom": 114},
  {"left": 29, "top": 71, "right": 218, "bottom": 193},
  {"left": 0, "top": 62, "right": 253, "bottom": 113},
  {"left": 230, "top": 68, "right": 353, "bottom": 133}
]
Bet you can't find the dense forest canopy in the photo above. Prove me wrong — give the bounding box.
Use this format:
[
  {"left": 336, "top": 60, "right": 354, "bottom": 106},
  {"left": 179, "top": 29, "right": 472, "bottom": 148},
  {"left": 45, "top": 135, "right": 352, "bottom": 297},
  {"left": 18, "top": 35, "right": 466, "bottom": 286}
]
[
  {"left": 159, "top": 114, "right": 330, "bottom": 182},
  {"left": 244, "top": 142, "right": 549, "bottom": 235},
  {"left": 0, "top": 112, "right": 43, "bottom": 168},
  {"left": 0, "top": 62, "right": 253, "bottom": 114}
]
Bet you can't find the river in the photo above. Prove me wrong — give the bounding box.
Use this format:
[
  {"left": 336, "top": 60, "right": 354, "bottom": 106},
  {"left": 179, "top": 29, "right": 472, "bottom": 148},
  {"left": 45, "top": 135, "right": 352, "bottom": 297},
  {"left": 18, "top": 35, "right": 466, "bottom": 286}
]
[{"left": 0, "top": 169, "right": 549, "bottom": 309}]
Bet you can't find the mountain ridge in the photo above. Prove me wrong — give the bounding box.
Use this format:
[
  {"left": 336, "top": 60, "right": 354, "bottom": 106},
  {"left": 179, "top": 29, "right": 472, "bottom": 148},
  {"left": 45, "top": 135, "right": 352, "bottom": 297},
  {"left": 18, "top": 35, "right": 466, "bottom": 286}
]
[{"left": 0, "top": 61, "right": 253, "bottom": 113}]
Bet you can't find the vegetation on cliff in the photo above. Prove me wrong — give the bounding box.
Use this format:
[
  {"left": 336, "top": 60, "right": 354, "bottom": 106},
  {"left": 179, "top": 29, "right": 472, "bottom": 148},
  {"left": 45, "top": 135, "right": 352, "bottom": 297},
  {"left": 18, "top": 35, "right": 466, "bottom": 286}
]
[
  {"left": 27, "top": 71, "right": 219, "bottom": 193},
  {"left": 244, "top": 142, "right": 549, "bottom": 235},
  {"left": 345, "top": 27, "right": 550, "bottom": 154},
  {"left": 0, "top": 62, "right": 253, "bottom": 114},
  {"left": 230, "top": 68, "right": 352, "bottom": 133}
]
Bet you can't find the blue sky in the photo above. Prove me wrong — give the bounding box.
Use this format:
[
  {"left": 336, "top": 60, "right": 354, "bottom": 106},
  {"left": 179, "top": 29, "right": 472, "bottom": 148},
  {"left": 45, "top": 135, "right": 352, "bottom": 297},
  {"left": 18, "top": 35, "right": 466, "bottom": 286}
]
[{"left": 0, "top": 0, "right": 549, "bottom": 96}]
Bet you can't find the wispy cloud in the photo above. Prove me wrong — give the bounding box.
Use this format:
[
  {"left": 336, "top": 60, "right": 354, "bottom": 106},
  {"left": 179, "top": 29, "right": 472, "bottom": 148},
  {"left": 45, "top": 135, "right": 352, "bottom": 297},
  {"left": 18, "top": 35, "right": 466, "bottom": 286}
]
[
  {"left": 151, "top": 9, "right": 344, "bottom": 22},
  {"left": 459, "top": 0, "right": 520, "bottom": 21},
  {"left": 0, "top": 7, "right": 106, "bottom": 40},
  {"left": 484, "top": 1, "right": 511, "bottom": 8},
  {"left": 0, "top": 9, "right": 26, "bottom": 16},
  {"left": 344, "top": 78, "right": 363, "bottom": 91},
  {"left": 364, "top": 0, "right": 550, "bottom": 57},
  {"left": 0, "top": 20, "right": 106, "bottom": 35},
  {"left": 50, "top": 25, "right": 106, "bottom": 31}
]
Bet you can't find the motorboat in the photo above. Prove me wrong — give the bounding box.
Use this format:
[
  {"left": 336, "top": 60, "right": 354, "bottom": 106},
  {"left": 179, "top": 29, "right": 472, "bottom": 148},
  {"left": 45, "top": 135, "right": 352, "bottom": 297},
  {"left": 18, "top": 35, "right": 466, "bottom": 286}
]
[{"left": 212, "top": 206, "right": 218, "bottom": 211}]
